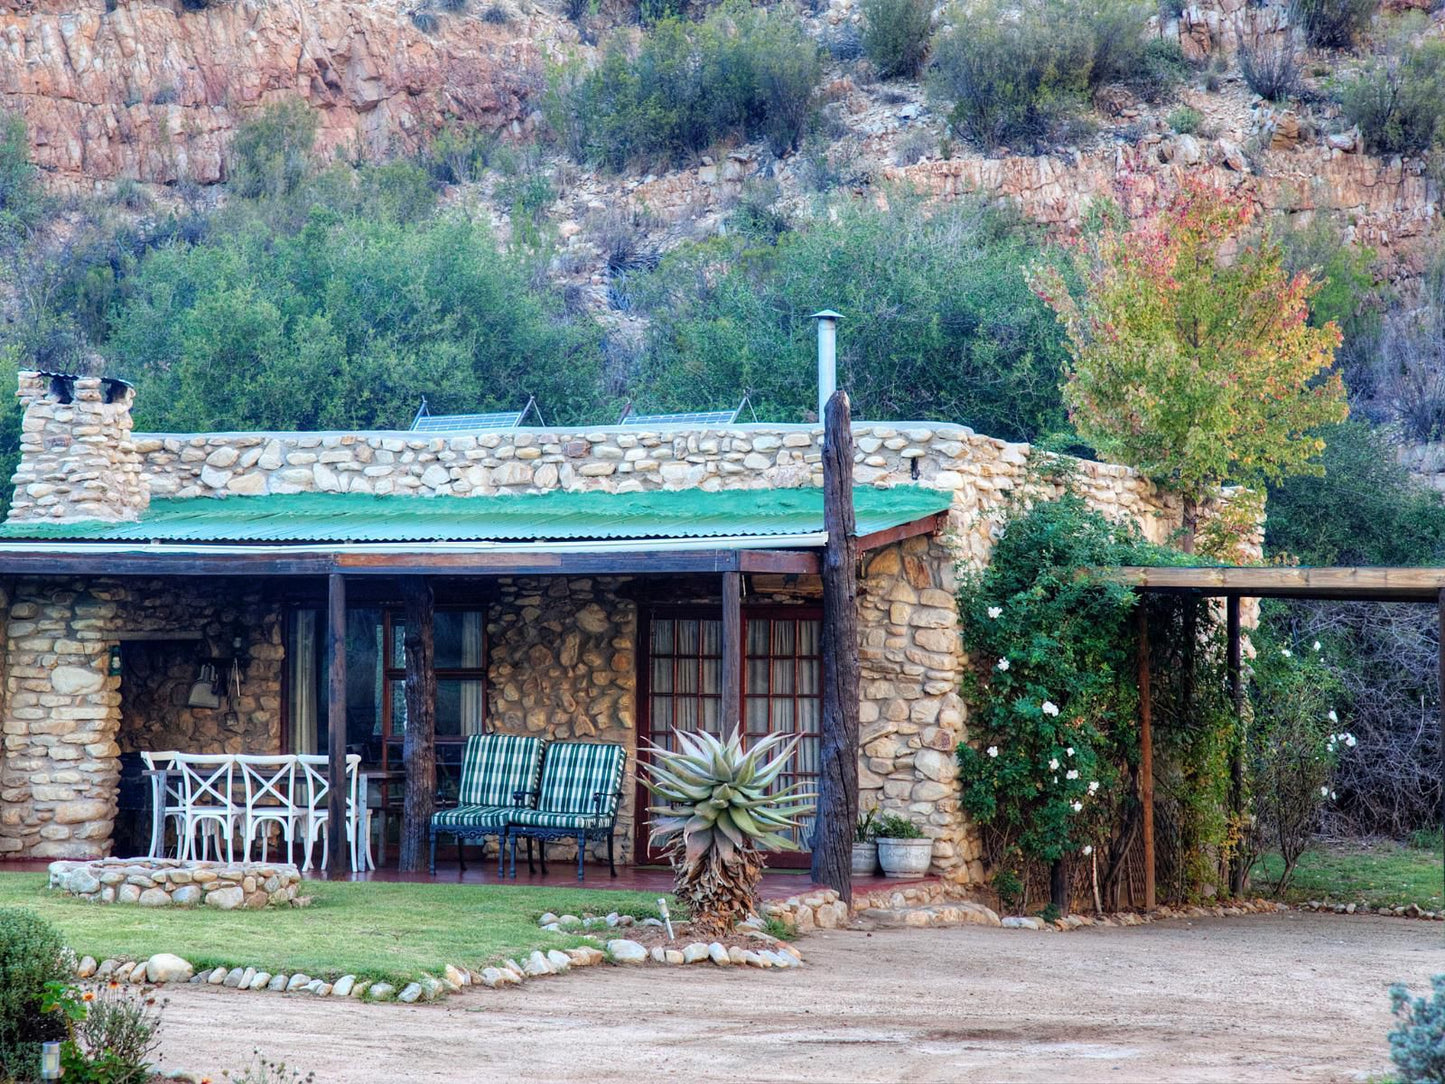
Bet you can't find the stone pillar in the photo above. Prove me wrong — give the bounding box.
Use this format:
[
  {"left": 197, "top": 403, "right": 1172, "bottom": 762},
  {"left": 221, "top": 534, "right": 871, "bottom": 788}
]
[
  {"left": 857, "top": 537, "right": 980, "bottom": 884},
  {"left": 0, "top": 580, "right": 123, "bottom": 858},
  {"left": 8, "top": 372, "right": 147, "bottom": 523}
]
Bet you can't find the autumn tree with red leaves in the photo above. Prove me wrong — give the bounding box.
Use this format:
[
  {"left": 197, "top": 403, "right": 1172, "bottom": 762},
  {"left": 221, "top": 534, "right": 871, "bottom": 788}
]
[{"left": 1029, "top": 180, "right": 1348, "bottom": 556}]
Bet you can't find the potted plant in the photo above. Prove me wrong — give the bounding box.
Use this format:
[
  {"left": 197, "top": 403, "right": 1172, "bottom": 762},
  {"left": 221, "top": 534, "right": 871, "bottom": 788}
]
[
  {"left": 852, "top": 808, "right": 879, "bottom": 876},
  {"left": 874, "top": 813, "right": 933, "bottom": 877}
]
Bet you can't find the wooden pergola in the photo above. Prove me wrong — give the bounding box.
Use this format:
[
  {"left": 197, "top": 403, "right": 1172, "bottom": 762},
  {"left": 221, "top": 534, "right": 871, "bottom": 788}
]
[{"left": 1116, "top": 564, "right": 1445, "bottom": 912}]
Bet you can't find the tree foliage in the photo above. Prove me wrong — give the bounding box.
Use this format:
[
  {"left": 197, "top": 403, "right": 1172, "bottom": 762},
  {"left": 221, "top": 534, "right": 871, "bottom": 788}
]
[
  {"left": 108, "top": 209, "right": 603, "bottom": 431},
  {"left": 629, "top": 193, "right": 1069, "bottom": 439},
  {"left": 1030, "top": 180, "right": 1348, "bottom": 548}
]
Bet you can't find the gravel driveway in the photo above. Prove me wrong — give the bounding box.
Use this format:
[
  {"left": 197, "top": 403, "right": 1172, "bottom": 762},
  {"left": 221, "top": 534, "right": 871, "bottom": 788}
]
[{"left": 153, "top": 911, "right": 1442, "bottom": 1083}]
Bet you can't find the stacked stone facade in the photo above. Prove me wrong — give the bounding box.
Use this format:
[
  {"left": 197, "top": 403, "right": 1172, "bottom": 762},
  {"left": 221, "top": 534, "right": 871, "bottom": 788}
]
[
  {"left": 9, "top": 374, "right": 146, "bottom": 523},
  {"left": 1, "top": 373, "right": 1225, "bottom": 875}
]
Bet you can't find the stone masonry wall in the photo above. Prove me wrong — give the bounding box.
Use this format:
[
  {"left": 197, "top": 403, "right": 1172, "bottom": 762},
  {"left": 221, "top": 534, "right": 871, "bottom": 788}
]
[
  {"left": 485, "top": 577, "right": 638, "bottom": 864},
  {"left": 10, "top": 374, "right": 147, "bottom": 523},
  {"left": 0, "top": 577, "right": 284, "bottom": 859}
]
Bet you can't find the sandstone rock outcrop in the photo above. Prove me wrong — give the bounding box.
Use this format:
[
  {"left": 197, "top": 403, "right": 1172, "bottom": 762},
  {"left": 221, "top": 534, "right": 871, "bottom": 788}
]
[{"left": 0, "top": 0, "right": 558, "bottom": 188}]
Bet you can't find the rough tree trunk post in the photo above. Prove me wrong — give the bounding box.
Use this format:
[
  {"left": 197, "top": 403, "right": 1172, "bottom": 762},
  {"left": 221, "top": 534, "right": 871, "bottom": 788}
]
[
  {"left": 1050, "top": 860, "right": 1068, "bottom": 913},
  {"left": 1226, "top": 595, "right": 1246, "bottom": 896},
  {"left": 398, "top": 576, "right": 437, "bottom": 872},
  {"left": 325, "top": 573, "right": 347, "bottom": 878},
  {"left": 1138, "top": 601, "right": 1156, "bottom": 912},
  {"left": 721, "top": 571, "right": 742, "bottom": 729},
  {"left": 1437, "top": 588, "right": 1444, "bottom": 926},
  {"left": 812, "top": 389, "right": 860, "bottom": 903}
]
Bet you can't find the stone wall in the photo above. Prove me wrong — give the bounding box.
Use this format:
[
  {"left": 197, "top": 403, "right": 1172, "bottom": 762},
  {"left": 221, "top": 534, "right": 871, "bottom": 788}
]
[
  {"left": 49, "top": 857, "right": 301, "bottom": 909},
  {"left": 0, "top": 577, "right": 284, "bottom": 859},
  {"left": 10, "top": 374, "right": 147, "bottom": 523},
  {"left": 485, "top": 576, "right": 638, "bottom": 863}
]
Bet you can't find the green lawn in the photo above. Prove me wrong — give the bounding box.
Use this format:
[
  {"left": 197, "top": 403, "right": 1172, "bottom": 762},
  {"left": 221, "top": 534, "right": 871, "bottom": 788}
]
[
  {"left": 0, "top": 874, "right": 665, "bottom": 987},
  {"left": 1254, "top": 838, "right": 1445, "bottom": 912}
]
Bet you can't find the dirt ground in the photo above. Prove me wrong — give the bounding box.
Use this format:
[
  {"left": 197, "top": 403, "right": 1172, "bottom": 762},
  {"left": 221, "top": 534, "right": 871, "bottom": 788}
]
[{"left": 153, "top": 912, "right": 1442, "bottom": 1083}]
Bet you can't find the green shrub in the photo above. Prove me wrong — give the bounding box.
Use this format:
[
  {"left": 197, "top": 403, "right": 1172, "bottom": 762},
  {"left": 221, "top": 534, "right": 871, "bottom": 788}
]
[
  {"left": 1290, "top": 0, "right": 1377, "bottom": 49},
  {"left": 0, "top": 908, "right": 70, "bottom": 1081},
  {"left": 929, "top": 0, "right": 1092, "bottom": 149},
  {"left": 1168, "top": 105, "right": 1201, "bottom": 133},
  {"left": 1341, "top": 40, "right": 1445, "bottom": 157},
  {"left": 873, "top": 813, "right": 924, "bottom": 839},
  {"left": 556, "top": 3, "right": 822, "bottom": 170},
  {"left": 0, "top": 110, "right": 43, "bottom": 244},
  {"left": 628, "top": 193, "right": 1069, "bottom": 438},
  {"left": 929, "top": 0, "right": 1167, "bottom": 150},
  {"left": 1388, "top": 975, "right": 1445, "bottom": 1083},
  {"left": 860, "top": 0, "right": 932, "bottom": 79},
  {"left": 421, "top": 124, "right": 500, "bottom": 185},
  {"left": 229, "top": 100, "right": 318, "bottom": 199}
]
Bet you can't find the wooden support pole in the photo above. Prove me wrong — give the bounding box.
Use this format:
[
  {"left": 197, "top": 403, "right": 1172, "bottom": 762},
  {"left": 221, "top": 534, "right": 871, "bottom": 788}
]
[
  {"left": 721, "top": 571, "right": 742, "bottom": 730},
  {"left": 1138, "top": 602, "right": 1155, "bottom": 912},
  {"left": 1437, "top": 589, "right": 1444, "bottom": 926},
  {"left": 1226, "top": 595, "right": 1246, "bottom": 896},
  {"left": 812, "top": 390, "right": 860, "bottom": 903},
  {"left": 398, "top": 576, "right": 437, "bottom": 873},
  {"left": 325, "top": 573, "right": 347, "bottom": 878}
]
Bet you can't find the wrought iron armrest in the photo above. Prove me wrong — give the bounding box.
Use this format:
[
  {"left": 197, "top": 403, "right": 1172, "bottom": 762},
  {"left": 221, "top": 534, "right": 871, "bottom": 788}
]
[{"left": 513, "top": 788, "right": 537, "bottom": 806}]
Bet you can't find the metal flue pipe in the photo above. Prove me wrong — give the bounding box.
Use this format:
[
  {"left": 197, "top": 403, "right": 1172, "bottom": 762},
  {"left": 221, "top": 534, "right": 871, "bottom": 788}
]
[{"left": 811, "top": 310, "right": 842, "bottom": 422}]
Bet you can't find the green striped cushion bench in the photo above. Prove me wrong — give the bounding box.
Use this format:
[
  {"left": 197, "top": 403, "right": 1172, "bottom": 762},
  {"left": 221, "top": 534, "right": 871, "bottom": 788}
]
[
  {"left": 455, "top": 733, "right": 544, "bottom": 809},
  {"left": 431, "top": 805, "right": 515, "bottom": 831},
  {"left": 530, "top": 742, "right": 627, "bottom": 819},
  {"left": 509, "top": 808, "right": 612, "bottom": 830}
]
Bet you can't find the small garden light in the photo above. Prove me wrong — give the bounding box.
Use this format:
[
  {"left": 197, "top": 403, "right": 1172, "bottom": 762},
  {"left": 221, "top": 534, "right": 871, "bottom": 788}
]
[{"left": 40, "top": 1040, "right": 62, "bottom": 1080}]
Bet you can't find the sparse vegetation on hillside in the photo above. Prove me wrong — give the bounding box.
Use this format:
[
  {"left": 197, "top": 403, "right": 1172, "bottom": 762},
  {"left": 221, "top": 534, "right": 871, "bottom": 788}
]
[
  {"left": 552, "top": 2, "right": 822, "bottom": 170},
  {"left": 1290, "top": 0, "right": 1378, "bottom": 50},
  {"left": 228, "top": 100, "right": 319, "bottom": 200},
  {"left": 928, "top": 0, "right": 1181, "bottom": 151},
  {"left": 0, "top": 110, "right": 42, "bottom": 244},
  {"left": 1341, "top": 37, "right": 1445, "bottom": 158}
]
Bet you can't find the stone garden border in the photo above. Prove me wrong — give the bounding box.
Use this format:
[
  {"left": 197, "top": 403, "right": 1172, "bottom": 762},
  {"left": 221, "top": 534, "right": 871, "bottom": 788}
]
[{"left": 49, "top": 858, "right": 302, "bottom": 910}]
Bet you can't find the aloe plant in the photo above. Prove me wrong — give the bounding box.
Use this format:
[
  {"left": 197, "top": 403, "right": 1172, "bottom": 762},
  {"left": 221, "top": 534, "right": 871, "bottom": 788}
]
[{"left": 642, "top": 728, "right": 815, "bottom": 937}]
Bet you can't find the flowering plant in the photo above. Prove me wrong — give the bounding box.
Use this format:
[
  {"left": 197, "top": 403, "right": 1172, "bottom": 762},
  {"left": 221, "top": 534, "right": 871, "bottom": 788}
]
[{"left": 956, "top": 487, "right": 1166, "bottom": 874}]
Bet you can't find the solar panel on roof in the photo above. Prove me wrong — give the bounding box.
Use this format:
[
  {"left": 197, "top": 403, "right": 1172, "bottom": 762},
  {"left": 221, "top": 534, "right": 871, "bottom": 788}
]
[
  {"left": 618, "top": 395, "right": 754, "bottom": 427},
  {"left": 410, "top": 396, "right": 542, "bottom": 432}
]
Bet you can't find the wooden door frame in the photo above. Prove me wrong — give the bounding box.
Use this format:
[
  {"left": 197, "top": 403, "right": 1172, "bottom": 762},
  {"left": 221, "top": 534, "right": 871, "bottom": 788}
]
[{"left": 636, "top": 601, "right": 823, "bottom": 867}]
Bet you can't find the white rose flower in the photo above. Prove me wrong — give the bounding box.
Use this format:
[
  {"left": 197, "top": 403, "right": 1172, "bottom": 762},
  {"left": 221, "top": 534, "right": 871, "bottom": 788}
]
[
  {"left": 1071, "top": 801, "right": 1083, "bottom": 812},
  {"left": 997, "top": 658, "right": 1010, "bottom": 671},
  {"left": 1331, "top": 791, "right": 1338, "bottom": 800},
  {"left": 1328, "top": 709, "right": 1338, "bottom": 723},
  {"left": 1048, "top": 758, "right": 1060, "bottom": 771},
  {"left": 1320, "top": 786, "right": 1329, "bottom": 797},
  {"left": 1345, "top": 734, "right": 1356, "bottom": 748},
  {"left": 1280, "top": 648, "right": 1292, "bottom": 658},
  {"left": 1313, "top": 641, "right": 1322, "bottom": 652},
  {"left": 1041, "top": 700, "right": 1059, "bottom": 717},
  {"left": 987, "top": 606, "right": 1003, "bottom": 619},
  {"left": 1066, "top": 769, "right": 1079, "bottom": 780},
  {"left": 1087, "top": 780, "right": 1099, "bottom": 794},
  {"left": 1082, "top": 844, "right": 1093, "bottom": 856},
  {"left": 987, "top": 746, "right": 999, "bottom": 758},
  {"left": 1066, "top": 747, "right": 1075, "bottom": 756}
]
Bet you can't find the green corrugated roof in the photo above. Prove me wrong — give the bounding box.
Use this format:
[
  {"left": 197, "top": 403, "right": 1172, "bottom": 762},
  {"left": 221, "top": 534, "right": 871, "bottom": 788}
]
[{"left": 0, "top": 487, "right": 952, "bottom": 545}]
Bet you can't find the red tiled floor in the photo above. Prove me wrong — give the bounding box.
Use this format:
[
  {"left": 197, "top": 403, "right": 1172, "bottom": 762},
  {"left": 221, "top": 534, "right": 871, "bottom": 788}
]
[{"left": 1, "top": 856, "right": 936, "bottom": 901}]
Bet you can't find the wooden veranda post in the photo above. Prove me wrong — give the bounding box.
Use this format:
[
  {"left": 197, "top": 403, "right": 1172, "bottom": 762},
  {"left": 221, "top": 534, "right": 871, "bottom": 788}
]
[
  {"left": 1137, "top": 602, "right": 1156, "bottom": 912},
  {"left": 721, "top": 571, "right": 742, "bottom": 729},
  {"left": 325, "top": 573, "right": 347, "bottom": 878},
  {"left": 812, "top": 389, "right": 860, "bottom": 902},
  {"left": 1438, "top": 589, "right": 1444, "bottom": 920},
  {"left": 398, "top": 577, "right": 437, "bottom": 873},
  {"left": 1226, "top": 596, "right": 1246, "bottom": 896}
]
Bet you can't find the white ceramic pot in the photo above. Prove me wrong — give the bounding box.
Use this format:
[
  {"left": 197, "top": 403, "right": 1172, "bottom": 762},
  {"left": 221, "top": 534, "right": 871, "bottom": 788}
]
[
  {"left": 877, "top": 837, "right": 933, "bottom": 877},
  {"left": 851, "top": 841, "right": 879, "bottom": 876}
]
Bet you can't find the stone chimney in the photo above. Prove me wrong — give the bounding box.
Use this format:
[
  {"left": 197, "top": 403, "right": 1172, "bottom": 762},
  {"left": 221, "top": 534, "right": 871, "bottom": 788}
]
[{"left": 7, "top": 371, "right": 149, "bottom": 523}]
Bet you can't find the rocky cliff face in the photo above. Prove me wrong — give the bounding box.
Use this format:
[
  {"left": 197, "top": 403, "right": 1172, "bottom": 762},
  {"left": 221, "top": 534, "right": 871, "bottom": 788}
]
[{"left": 0, "top": 0, "right": 561, "bottom": 189}]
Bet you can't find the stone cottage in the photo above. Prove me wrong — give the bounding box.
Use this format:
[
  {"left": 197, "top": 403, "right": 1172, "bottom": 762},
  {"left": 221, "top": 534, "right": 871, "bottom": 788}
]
[{"left": 0, "top": 371, "right": 1192, "bottom": 880}]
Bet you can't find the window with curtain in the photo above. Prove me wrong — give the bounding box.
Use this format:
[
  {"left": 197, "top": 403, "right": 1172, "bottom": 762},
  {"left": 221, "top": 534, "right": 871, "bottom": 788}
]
[
  {"left": 288, "top": 608, "right": 486, "bottom": 760},
  {"left": 643, "top": 609, "right": 820, "bottom": 854}
]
